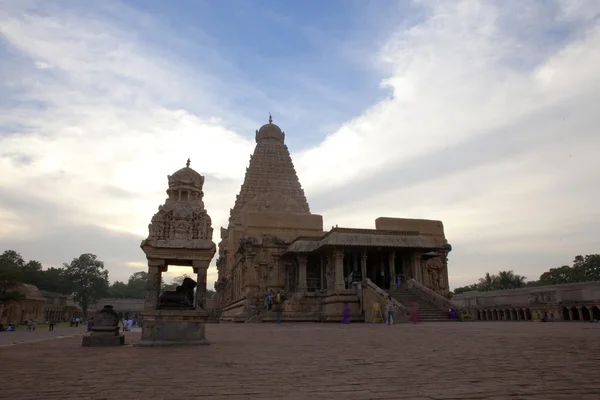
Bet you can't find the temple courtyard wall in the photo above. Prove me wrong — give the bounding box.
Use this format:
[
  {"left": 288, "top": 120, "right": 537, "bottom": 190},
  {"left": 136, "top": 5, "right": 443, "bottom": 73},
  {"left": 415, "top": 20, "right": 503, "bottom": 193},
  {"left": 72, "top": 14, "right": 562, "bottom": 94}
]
[
  {"left": 1, "top": 323, "right": 598, "bottom": 399},
  {"left": 453, "top": 280, "right": 600, "bottom": 321}
]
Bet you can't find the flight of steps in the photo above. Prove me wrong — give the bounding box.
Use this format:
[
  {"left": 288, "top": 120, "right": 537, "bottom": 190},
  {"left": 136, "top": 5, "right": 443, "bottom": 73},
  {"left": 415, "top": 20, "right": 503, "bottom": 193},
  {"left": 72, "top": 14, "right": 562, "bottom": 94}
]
[{"left": 388, "top": 287, "right": 456, "bottom": 322}]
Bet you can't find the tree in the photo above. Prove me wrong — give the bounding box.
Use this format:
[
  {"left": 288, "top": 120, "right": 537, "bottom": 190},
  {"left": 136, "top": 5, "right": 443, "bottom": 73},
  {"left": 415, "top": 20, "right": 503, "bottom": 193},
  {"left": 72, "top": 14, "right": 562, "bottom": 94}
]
[
  {"left": 574, "top": 254, "right": 600, "bottom": 281},
  {"left": 453, "top": 270, "right": 528, "bottom": 294},
  {"left": 21, "top": 260, "right": 43, "bottom": 288},
  {"left": 108, "top": 271, "right": 148, "bottom": 299},
  {"left": 40, "top": 267, "right": 74, "bottom": 294},
  {"left": 64, "top": 253, "right": 109, "bottom": 316},
  {"left": 126, "top": 271, "right": 147, "bottom": 298},
  {"left": 0, "top": 250, "right": 25, "bottom": 303}
]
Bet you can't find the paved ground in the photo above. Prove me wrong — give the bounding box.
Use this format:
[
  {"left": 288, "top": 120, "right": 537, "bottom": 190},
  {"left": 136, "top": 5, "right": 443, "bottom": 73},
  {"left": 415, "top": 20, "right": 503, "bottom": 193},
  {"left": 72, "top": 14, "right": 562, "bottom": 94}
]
[
  {"left": 0, "top": 324, "right": 88, "bottom": 347},
  {"left": 0, "top": 322, "right": 598, "bottom": 400}
]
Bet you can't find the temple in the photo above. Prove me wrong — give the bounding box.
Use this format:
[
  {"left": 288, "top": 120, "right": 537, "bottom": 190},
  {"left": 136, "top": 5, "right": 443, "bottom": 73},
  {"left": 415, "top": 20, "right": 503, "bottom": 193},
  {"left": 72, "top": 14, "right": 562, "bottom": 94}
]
[{"left": 215, "top": 116, "right": 457, "bottom": 322}]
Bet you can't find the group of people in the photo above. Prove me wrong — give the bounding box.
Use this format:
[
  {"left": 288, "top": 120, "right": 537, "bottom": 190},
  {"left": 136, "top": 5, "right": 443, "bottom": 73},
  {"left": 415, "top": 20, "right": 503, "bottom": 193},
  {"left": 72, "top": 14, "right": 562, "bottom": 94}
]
[
  {"left": 383, "top": 296, "right": 421, "bottom": 325},
  {"left": 121, "top": 317, "right": 141, "bottom": 331},
  {"left": 263, "top": 290, "right": 285, "bottom": 324},
  {"left": 0, "top": 323, "right": 16, "bottom": 331}
]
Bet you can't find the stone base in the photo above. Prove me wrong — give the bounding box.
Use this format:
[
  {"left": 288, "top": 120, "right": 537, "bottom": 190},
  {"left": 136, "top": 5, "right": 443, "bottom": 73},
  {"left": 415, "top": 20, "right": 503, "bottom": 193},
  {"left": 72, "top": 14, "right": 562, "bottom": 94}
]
[
  {"left": 137, "top": 310, "right": 210, "bottom": 347},
  {"left": 322, "top": 293, "right": 361, "bottom": 322},
  {"left": 82, "top": 334, "right": 125, "bottom": 347}
]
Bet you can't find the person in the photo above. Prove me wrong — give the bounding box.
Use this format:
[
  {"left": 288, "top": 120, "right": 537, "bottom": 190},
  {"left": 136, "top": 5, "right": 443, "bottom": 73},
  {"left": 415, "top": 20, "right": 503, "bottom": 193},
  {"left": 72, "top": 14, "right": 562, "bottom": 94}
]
[
  {"left": 48, "top": 319, "right": 55, "bottom": 331},
  {"left": 274, "top": 291, "right": 283, "bottom": 324},
  {"left": 7, "top": 323, "right": 16, "bottom": 331},
  {"left": 75, "top": 317, "right": 80, "bottom": 327},
  {"left": 31, "top": 320, "right": 37, "bottom": 331},
  {"left": 410, "top": 302, "right": 420, "bottom": 324},
  {"left": 396, "top": 275, "right": 401, "bottom": 289},
  {"left": 127, "top": 318, "right": 133, "bottom": 331},
  {"left": 342, "top": 303, "right": 351, "bottom": 324},
  {"left": 122, "top": 318, "right": 128, "bottom": 331},
  {"left": 87, "top": 317, "right": 94, "bottom": 332},
  {"left": 385, "top": 296, "right": 395, "bottom": 326}
]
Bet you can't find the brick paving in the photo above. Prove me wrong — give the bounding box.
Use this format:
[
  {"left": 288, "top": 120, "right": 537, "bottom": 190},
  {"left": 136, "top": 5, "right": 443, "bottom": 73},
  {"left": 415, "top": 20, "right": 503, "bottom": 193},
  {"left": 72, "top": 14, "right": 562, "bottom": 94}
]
[
  {"left": 0, "top": 324, "right": 88, "bottom": 347},
  {"left": 0, "top": 322, "right": 598, "bottom": 399}
]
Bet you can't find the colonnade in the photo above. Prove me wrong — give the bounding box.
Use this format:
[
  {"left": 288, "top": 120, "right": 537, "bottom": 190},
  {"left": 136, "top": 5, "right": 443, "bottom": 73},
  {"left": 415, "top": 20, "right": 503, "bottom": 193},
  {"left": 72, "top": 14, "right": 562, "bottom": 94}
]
[{"left": 473, "top": 304, "right": 600, "bottom": 321}]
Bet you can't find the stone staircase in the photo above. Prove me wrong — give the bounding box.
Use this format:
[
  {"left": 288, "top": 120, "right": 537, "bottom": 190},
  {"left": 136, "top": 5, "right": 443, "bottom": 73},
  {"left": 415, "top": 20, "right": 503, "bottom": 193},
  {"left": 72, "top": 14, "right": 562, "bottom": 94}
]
[{"left": 387, "top": 287, "right": 456, "bottom": 322}]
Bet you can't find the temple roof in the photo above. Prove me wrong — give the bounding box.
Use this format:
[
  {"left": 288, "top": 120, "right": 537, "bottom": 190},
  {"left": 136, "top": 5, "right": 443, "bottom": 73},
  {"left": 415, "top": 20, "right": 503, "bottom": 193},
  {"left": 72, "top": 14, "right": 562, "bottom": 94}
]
[
  {"left": 228, "top": 115, "right": 310, "bottom": 226},
  {"left": 285, "top": 227, "right": 446, "bottom": 254}
]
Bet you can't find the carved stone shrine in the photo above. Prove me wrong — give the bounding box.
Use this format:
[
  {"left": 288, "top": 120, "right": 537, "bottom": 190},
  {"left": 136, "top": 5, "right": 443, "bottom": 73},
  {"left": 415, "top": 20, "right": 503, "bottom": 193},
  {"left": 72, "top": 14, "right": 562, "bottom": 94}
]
[{"left": 137, "top": 160, "right": 216, "bottom": 346}]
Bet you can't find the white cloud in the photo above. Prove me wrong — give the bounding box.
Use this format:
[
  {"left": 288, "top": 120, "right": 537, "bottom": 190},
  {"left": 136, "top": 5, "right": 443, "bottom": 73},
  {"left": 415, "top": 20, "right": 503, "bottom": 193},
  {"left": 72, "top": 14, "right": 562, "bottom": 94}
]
[{"left": 1, "top": 0, "right": 599, "bottom": 292}]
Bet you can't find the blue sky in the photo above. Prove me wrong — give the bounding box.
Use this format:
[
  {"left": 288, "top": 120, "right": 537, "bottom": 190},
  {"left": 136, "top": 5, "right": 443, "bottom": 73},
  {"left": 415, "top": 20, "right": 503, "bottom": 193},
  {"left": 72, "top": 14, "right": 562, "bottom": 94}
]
[{"left": 1, "top": 0, "right": 599, "bottom": 288}]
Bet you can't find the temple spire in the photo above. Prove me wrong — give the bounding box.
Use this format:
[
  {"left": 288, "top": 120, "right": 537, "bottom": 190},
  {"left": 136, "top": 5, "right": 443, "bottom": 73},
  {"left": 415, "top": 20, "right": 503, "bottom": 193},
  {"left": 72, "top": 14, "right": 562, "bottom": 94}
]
[
  {"left": 268, "top": 113, "right": 273, "bottom": 124},
  {"left": 186, "top": 158, "right": 191, "bottom": 168}
]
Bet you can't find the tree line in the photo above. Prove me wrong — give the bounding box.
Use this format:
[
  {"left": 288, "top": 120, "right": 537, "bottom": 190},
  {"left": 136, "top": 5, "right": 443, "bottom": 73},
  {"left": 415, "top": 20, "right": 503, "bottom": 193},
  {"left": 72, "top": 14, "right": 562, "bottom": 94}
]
[
  {"left": 0, "top": 250, "right": 215, "bottom": 315},
  {"left": 453, "top": 254, "right": 600, "bottom": 294}
]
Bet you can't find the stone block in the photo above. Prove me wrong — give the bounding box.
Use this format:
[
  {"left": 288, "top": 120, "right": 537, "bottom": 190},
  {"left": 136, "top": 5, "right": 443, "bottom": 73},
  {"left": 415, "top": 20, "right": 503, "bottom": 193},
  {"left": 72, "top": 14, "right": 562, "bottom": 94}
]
[
  {"left": 137, "top": 310, "right": 209, "bottom": 347},
  {"left": 82, "top": 334, "right": 125, "bottom": 347}
]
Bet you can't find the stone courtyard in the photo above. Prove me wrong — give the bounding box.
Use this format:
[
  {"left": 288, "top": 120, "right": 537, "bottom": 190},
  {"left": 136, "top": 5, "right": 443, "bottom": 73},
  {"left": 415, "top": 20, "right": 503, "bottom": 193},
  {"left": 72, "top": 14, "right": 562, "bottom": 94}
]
[{"left": 0, "top": 323, "right": 598, "bottom": 399}]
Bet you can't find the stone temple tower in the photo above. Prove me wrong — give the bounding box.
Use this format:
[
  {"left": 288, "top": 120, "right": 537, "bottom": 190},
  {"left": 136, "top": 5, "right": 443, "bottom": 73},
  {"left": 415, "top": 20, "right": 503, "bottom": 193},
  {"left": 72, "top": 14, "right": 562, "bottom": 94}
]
[{"left": 215, "top": 115, "right": 324, "bottom": 318}]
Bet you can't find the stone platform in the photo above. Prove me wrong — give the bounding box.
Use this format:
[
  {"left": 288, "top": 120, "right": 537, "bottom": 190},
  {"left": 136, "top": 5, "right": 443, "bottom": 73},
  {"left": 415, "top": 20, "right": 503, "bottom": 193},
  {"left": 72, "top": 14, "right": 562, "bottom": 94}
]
[
  {"left": 137, "top": 309, "right": 209, "bottom": 346},
  {"left": 1, "top": 323, "right": 599, "bottom": 399}
]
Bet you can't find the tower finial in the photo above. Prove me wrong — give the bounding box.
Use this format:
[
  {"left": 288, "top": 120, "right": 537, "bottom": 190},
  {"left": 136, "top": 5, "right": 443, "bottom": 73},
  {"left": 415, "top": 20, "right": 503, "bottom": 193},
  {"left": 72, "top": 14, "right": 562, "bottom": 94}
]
[
  {"left": 268, "top": 113, "right": 273, "bottom": 124},
  {"left": 186, "top": 158, "right": 191, "bottom": 168}
]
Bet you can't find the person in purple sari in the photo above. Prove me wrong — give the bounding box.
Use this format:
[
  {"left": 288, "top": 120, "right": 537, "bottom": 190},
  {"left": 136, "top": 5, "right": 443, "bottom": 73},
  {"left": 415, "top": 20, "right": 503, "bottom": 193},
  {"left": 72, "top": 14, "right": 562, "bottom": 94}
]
[{"left": 342, "top": 303, "right": 351, "bottom": 324}]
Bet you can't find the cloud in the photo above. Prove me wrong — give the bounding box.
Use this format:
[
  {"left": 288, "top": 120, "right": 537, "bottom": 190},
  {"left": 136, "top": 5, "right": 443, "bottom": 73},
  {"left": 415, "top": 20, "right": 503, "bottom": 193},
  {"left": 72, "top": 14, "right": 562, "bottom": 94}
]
[{"left": 1, "top": 0, "right": 599, "bottom": 291}]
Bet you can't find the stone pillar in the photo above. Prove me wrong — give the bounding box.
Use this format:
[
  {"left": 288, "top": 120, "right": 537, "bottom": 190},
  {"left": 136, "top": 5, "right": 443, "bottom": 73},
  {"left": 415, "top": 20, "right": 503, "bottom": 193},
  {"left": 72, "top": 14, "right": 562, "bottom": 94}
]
[
  {"left": 568, "top": 308, "right": 574, "bottom": 321},
  {"left": 297, "top": 255, "right": 308, "bottom": 292},
  {"left": 320, "top": 255, "right": 325, "bottom": 290},
  {"left": 388, "top": 251, "right": 396, "bottom": 288},
  {"left": 360, "top": 250, "right": 367, "bottom": 282},
  {"left": 193, "top": 260, "right": 209, "bottom": 310},
  {"left": 145, "top": 259, "right": 164, "bottom": 311},
  {"left": 334, "top": 249, "right": 345, "bottom": 291},
  {"left": 576, "top": 306, "right": 583, "bottom": 320},
  {"left": 411, "top": 253, "right": 420, "bottom": 282}
]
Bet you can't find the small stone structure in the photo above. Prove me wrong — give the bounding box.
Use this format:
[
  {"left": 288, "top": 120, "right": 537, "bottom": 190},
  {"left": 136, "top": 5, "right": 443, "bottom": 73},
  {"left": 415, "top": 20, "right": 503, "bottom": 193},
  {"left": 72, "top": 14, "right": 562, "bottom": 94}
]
[
  {"left": 82, "top": 305, "right": 125, "bottom": 347},
  {"left": 137, "top": 160, "right": 216, "bottom": 346},
  {"left": 453, "top": 281, "right": 600, "bottom": 322}
]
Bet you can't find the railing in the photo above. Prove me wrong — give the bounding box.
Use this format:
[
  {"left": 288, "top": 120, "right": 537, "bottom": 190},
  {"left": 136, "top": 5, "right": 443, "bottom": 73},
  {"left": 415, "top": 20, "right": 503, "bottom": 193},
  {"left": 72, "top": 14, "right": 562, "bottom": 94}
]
[
  {"left": 405, "top": 278, "right": 464, "bottom": 319},
  {"left": 364, "top": 278, "right": 409, "bottom": 317}
]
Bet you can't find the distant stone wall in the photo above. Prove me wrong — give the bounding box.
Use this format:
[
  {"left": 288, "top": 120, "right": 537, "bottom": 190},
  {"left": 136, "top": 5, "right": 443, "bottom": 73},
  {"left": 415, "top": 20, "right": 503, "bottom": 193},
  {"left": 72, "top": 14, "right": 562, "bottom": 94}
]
[
  {"left": 453, "top": 281, "right": 600, "bottom": 321},
  {"left": 0, "top": 284, "right": 46, "bottom": 324},
  {"left": 90, "top": 298, "right": 145, "bottom": 316}
]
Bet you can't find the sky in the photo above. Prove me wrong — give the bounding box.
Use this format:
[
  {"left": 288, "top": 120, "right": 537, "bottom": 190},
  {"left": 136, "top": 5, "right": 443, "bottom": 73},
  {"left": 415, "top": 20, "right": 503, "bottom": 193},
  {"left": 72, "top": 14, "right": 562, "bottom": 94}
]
[{"left": 1, "top": 0, "right": 599, "bottom": 290}]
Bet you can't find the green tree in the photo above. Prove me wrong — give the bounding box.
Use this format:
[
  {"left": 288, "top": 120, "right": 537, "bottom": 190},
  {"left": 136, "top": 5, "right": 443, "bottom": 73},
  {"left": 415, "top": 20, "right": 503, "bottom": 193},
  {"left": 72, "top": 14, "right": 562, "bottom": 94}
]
[
  {"left": 21, "top": 260, "right": 43, "bottom": 288},
  {"left": 40, "top": 267, "right": 74, "bottom": 294},
  {"left": 108, "top": 271, "right": 148, "bottom": 299},
  {"left": 0, "top": 250, "right": 25, "bottom": 303},
  {"left": 495, "top": 270, "right": 526, "bottom": 290},
  {"left": 126, "top": 271, "right": 147, "bottom": 298},
  {"left": 538, "top": 265, "right": 582, "bottom": 285},
  {"left": 64, "top": 253, "right": 109, "bottom": 316},
  {"left": 108, "top": 281, "right": 129, "bottom": 298},
  {"left": 574, "top": 254, "right": 600, "bottom": 281}
]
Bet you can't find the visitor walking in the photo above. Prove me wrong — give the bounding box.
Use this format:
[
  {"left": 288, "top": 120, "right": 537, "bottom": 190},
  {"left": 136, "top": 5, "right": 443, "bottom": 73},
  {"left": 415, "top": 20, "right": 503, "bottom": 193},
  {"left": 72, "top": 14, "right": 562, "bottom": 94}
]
[
  {"left": 48, "top": 320, "right": 55, "bottom": 331},
  {"left": 75, "top": 317, "right": 80, "bottom": 327},
  {"left": 127, "top": 318, "right": 133, "bottom": 331},
  {"left": 342, "top": 303, "right": 351, "bottom": 324},
  {"left": 395, "top": 275, "right": 401, "bottom": 289},
  {"left": 410, "top": 302, "right": 421, "bottom": 324},
  {"left": 385, "top": 296, "right": 395, "bottom": 325}
]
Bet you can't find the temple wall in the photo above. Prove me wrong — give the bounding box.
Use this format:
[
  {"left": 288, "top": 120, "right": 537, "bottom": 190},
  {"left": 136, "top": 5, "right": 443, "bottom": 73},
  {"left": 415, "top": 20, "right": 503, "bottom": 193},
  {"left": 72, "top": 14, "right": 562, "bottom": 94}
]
[
  {"left": 453, "top": 281, "right": 600, "bottom": 321},
  {"left": 375, "top": 217, "right": 447, "bottom": 246}
]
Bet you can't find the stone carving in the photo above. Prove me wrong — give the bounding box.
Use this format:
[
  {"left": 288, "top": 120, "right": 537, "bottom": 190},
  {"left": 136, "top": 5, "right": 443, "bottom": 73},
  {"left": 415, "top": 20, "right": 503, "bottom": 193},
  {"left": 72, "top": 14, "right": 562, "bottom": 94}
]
[
  {"left": 262, "top": 234, "right": 287, "bottom": 246},
  {"left": 426, "top": 257, "right": 445, "bottom": 291},
  {"left": 529, "top": 291, "right": 556, "bottom": 304},
  {"left": 159, "top": 277, "right": 197, "bottom": 309},
  {"left": 242, "top": 191, "right": 307, "bottom": 215},
  {"left": 143, "top": 163, "right": 215, "bottom": 250}
]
